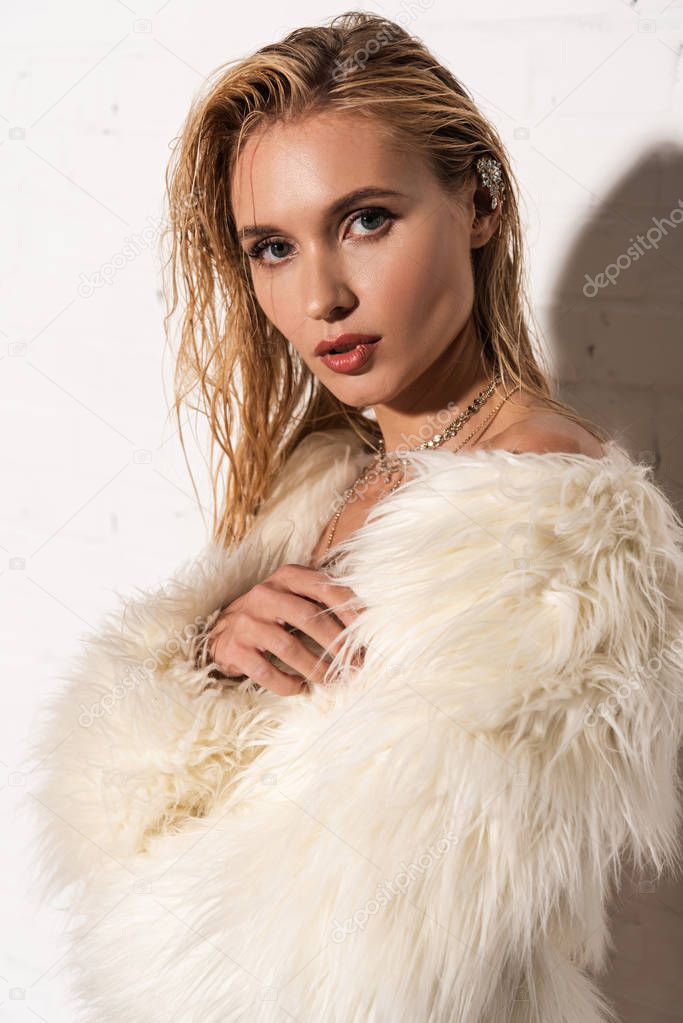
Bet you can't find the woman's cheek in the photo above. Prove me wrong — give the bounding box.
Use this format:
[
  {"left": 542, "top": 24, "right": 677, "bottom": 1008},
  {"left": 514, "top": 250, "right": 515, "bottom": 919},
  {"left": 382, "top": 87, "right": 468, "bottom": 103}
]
[{"left": 252, "top": 276, "right": 293, "bottom": 333}]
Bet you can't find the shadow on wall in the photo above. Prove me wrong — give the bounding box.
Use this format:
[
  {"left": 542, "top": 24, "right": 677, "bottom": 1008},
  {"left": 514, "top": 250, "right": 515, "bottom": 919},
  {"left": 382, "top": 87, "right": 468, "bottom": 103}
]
[
  {"left": 547, "top": 140, "right": 683, "bottom": 513},
  {"left": 548, "top": 141, "right": 683, "bottom": 1023}
]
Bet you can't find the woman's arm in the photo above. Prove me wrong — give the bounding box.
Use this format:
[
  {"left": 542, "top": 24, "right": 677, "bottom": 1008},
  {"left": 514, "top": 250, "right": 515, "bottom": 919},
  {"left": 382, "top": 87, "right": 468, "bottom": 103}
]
[
  {"left": 26, "top": 427, "right": 370, "bottom": 908},
  {"left": 26, "top": 533, "right": 284, "bottom": 904},
  {"left": 318, "top": 445, "right": 683, "bottom": 1021},
  {"left": 26, "top": 428, "right": 367, "bottom": 905}
]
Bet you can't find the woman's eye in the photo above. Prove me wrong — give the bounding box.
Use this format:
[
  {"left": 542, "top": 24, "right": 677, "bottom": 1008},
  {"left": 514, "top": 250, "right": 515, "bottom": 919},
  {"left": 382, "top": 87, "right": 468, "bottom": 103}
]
[
  {"left": 248, "top": 239, "right": 292, "bottom": 265},
  {"left": 350, "top": 208, "right": 391, "bottom": 236},
  {"left": 246, "top": 207, "right": 394, "bottom": 267}
]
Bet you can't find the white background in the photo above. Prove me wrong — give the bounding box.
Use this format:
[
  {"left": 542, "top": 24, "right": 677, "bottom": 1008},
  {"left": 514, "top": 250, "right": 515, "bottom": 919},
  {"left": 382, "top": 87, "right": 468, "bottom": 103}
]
[{"left": 2, "top": 1, "right": 682, "bottom": 1019}]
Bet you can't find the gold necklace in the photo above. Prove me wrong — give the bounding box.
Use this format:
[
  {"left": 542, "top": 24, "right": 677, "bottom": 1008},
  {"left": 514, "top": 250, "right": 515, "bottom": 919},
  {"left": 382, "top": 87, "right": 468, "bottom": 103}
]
[{"left": 322, "top": 373, "right": 516, "bottom": 557}]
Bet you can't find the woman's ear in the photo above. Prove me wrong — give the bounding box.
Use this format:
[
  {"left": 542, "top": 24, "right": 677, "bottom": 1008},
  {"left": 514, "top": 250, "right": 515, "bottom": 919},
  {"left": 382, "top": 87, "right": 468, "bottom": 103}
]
[{"left": 464, "top": 170, "right": 504, "bottom": 249}]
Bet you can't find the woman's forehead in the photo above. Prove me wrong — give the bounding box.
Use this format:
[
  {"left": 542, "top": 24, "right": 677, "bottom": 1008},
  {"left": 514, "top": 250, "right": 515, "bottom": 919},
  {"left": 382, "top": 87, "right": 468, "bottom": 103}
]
[{"left": 230, "top": 115, "right": 428, "bottom": 227}]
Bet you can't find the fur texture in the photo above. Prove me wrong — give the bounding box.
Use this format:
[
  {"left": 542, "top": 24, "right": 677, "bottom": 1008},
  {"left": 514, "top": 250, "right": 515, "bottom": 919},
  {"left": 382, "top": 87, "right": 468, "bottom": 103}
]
[{"left": 28, "top": 428, "right": 683, "bottom": 1022}]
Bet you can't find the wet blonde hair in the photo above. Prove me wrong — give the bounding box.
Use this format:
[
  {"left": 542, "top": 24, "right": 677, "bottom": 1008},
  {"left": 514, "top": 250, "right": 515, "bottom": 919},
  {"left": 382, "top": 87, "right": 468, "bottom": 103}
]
[{"left": 161, "top": 10, "right": 610, "bottom": 548}]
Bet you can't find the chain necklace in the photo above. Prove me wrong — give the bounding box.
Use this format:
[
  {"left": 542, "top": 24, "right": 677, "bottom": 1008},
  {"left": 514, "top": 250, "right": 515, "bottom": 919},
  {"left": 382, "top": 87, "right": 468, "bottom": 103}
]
[{"left": 322, "top": 372, "right": 516, "bottom": 557}]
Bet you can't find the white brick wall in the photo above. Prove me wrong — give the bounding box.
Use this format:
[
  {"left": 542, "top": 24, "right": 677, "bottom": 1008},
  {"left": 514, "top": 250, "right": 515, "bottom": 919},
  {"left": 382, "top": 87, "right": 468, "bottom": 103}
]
[{"left": 2, "top": 3, "right": 681, "bottom": 1019}]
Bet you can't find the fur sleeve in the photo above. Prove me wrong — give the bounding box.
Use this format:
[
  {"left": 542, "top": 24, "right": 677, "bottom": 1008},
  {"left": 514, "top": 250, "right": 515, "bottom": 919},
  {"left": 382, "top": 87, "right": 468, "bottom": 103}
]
[
  {"left": 25, "top": 428, "right": 365, "bottom": 906},
  {"left": 25, "top": 534, "right": 285, "bottom": 905},
  {"left": 318, "top": 442, "right": 683, "bottom": 1022}
]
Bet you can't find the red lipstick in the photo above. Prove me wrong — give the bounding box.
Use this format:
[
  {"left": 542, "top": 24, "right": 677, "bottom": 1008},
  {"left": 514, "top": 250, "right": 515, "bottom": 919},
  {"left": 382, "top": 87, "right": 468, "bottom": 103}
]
[{"left": 315, "top": 333, "right": 382, "bottom": 374}]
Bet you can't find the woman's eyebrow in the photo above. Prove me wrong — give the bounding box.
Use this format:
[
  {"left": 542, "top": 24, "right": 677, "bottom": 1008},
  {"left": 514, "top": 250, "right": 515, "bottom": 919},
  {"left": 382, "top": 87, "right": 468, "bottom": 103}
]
[{"left": 237, "top": 186, "right": 408, "bottom": 241}]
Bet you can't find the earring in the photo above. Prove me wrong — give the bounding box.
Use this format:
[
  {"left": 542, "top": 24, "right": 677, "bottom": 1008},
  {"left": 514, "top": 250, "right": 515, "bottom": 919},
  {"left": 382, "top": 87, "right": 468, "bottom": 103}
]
[{"left": 475, "top": 155, "right": 505, "bottom": 210}]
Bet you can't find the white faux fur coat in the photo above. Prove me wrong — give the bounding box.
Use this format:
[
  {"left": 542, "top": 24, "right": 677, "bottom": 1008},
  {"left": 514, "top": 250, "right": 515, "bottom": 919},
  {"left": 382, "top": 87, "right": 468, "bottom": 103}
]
[{"left": 29, "top": 427, "right": 683, "bottom": 1023}]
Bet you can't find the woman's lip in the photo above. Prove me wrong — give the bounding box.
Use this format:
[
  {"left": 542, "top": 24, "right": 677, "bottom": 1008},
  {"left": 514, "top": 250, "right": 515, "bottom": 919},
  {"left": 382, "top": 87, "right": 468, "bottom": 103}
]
[
  {"left": 316, "top": 334, "right": 381, "bottom": 356},
  {"left": 320, "top": 338, "right": 382, "bottom": 374}
]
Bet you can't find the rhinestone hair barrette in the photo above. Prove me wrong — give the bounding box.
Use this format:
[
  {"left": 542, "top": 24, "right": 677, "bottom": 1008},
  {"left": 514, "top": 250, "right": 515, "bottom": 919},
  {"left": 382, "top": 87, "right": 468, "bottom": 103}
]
[{"left": 475, "top": 155, "right": 505, "bottom": 210}]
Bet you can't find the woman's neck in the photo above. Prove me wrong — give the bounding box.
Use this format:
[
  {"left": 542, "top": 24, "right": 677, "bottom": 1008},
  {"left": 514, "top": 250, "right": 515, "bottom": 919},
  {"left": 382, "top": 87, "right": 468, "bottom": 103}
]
[{"left": 370, "top": 320, "right": 498, "bottom": 454}]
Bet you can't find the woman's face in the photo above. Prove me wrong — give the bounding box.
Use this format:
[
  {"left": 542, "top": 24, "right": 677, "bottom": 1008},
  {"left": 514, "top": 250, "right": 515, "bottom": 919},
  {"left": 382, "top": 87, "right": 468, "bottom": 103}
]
[{"left": 230, "top": 109, "right": 498, "bottom": 409}]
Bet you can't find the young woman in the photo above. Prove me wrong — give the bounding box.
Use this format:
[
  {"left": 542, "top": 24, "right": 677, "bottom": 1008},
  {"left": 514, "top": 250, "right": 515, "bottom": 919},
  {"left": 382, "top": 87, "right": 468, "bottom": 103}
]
[{"left": 30, "top": 13, "right": 683, "bottom": 1022}]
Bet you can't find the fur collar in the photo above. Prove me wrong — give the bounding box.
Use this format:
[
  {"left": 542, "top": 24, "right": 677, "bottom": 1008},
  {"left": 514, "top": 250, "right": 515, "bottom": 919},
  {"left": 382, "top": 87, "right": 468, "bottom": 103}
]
[{"left": 28, "top": 427, "right": 683, "bottom": 1022}]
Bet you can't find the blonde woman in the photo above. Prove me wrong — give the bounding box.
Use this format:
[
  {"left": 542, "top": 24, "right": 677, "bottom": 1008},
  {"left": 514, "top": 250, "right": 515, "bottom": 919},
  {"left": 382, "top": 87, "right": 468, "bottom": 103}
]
[{"left": 31, "top": 12, "right": 683, "bottom": 1023}]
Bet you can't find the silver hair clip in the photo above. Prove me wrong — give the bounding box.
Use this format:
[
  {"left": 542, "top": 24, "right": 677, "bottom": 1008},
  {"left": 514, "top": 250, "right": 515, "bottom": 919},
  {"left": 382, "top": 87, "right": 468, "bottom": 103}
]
[{"left": 475, "top": 155, "right": 505, "bottom": 210}]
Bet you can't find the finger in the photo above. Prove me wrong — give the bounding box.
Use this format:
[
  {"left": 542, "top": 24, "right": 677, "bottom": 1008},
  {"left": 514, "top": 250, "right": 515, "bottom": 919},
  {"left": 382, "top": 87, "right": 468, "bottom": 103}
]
[
  {"left": 257, "top": 621, "right": 335, "bottom": 686},
  {"left": 272, "top": 564, "right": 364, "bottom": 628},
  {"left": 208, "top": 602, "right": 326, "bottom": 683},
  {"left": 257, "top": 590, "right": 351, "bottom": 658},
  {"left": 237, "top": 647, "right": 309, "bottom": 697},
  {"left": 318, "top": 579, "right": 365, "bottom": 628},
  {"left": 241, "top": 580, "right": 347, "bottom": 653}
]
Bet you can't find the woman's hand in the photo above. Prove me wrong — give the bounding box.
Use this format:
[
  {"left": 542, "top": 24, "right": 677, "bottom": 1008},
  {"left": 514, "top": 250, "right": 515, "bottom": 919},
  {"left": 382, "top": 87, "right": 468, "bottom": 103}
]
[{"left": 206, "top": 563, "right": 364, "bottom": 696}]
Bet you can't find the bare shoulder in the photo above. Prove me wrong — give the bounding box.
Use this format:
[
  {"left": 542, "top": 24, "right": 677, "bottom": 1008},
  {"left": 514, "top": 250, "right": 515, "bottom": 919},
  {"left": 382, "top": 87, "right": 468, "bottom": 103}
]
[{"left": 479, "top": 411, "right": 606, "bottom": 459}]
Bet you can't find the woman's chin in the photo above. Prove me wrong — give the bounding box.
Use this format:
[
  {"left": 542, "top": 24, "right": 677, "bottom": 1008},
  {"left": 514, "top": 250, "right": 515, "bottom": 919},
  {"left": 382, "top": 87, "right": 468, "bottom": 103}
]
[{"left": 326, "top": 377, "right": 398, "bottom": 409}]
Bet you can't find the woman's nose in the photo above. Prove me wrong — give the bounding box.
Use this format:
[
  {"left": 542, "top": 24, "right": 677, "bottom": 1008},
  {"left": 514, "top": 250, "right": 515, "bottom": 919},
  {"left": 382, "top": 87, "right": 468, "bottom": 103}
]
[{"left": 302, "top": 254, "right": 356, "bottom": 320}]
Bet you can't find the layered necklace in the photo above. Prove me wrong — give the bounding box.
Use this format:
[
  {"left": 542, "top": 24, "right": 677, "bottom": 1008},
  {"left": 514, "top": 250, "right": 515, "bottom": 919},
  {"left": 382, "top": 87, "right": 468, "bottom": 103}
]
[{"left": 322, "top": 370, "right": 517, "bottom": 557}]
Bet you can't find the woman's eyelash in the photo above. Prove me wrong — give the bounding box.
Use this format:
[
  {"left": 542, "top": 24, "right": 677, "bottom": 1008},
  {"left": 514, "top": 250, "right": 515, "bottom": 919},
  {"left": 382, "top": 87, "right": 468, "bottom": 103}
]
[{"left": 246, "top": 206, "right": 396, "bottom": 266}]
